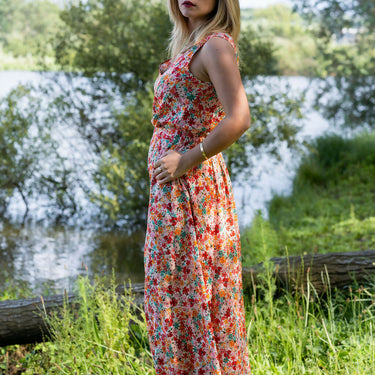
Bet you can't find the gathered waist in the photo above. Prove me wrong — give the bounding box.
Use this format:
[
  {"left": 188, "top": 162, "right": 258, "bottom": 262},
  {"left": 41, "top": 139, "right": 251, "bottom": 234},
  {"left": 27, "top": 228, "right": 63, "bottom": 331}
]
[
  {"left": 153, "top": 124, "right": 210, "bottom": 142},
  {"left": 148, "top": 125, "right": 211, "bottom": 173}
]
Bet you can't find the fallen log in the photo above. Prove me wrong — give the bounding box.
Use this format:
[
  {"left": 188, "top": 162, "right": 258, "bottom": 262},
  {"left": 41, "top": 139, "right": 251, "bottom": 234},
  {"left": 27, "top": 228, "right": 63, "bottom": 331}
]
[
  {"left": 243, "top": 249, "right": 375, "bottom": 295},
  {"left": 0, "top": 283, "right": 145, "bottom": 347},
  {"left": 0, "top": 292, "right": 75, "bottom": 347},
  {"left": 1, "top": 250, "right": 374, "bottom": 347}
]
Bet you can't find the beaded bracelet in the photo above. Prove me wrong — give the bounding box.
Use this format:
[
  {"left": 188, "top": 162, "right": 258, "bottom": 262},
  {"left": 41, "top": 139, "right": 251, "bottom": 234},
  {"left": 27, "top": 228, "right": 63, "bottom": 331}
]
[{"left": 200, "top": 141, "right": 209, "bottom": 160}]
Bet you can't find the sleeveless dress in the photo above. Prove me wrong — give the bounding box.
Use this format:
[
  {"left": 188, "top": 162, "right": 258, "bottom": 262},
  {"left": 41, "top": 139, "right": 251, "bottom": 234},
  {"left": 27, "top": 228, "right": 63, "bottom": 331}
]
[{"left": 144, "top": 32, "right": 251, "bottom": 375}]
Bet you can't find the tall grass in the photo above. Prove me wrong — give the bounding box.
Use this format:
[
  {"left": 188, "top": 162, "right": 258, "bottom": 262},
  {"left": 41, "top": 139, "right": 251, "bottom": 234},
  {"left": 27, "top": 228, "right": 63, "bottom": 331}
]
[
  {"left": 24, "top": 274, "right": 155, "bottom": 374},
  {"left": 245, "top": 240, "right": 375, "bottom": 374},
  {"left": 17, "top": 264, "right": 374, "bottom": 374},
  {"left": 239, "top": 132, "right": 375, "bottom": 373},
  {"left": 4, "top": 132, "right": 375, "bottom": 373},
  {"left": 247, "top": 132, "right": 375, "bottom": 257},
  {"left": 246, "top": 278, "right": 375, "bottom": 374}
]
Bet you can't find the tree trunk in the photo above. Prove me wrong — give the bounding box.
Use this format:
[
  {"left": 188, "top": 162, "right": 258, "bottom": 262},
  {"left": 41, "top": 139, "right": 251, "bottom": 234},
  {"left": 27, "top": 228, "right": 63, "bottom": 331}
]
[
  {"left": 0, "top": 292, "right": 75, "bottom": 347},
  {"left": 242, "top": 249, "right": 375, "bottom": 295},
  {"left": 1, "top": 250, "right": 374, "bottom": 347},
  {"left": 0, "top": 284, "right": 145, "bottom": 347}
]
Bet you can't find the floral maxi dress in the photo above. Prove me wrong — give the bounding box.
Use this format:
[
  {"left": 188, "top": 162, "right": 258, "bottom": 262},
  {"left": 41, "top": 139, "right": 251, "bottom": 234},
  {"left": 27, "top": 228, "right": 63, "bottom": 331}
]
[{"left": 144, "top": 32, "right": 251, "bottom": 374}]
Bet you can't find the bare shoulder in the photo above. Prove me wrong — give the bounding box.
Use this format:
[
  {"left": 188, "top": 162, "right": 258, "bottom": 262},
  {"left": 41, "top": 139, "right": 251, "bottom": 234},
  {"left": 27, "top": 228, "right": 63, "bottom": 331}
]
[{"left": 200, "top": 36, "right": 237, "bottom": 65}]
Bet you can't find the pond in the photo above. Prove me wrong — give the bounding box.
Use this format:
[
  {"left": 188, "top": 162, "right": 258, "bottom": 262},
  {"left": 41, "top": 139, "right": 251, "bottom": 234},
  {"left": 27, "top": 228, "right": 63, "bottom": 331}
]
[{"left": 0, "top": 71, "right": 330, "bottom": 295}]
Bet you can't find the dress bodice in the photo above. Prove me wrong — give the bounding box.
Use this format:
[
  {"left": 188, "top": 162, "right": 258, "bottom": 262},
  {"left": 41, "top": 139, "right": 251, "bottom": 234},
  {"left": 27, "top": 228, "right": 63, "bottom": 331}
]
[{"left": 151, "top": 32, "right": 238, "bottom": 143}]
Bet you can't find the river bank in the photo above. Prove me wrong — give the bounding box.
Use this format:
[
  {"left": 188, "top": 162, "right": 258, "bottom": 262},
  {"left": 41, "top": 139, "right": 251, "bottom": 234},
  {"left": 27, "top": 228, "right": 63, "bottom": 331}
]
[
  {"left": 241, "top": 132, "right": 375, "bottom": 266},
  {"left": 0, "top": 71, "right": 330, "bottom": 294},
  {"left": 2, "top": 131, "right": 375, "bottom": 374}
]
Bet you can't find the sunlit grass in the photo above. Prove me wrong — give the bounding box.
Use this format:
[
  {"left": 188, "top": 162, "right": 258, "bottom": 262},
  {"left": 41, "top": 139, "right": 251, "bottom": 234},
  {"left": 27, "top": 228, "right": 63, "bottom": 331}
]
[
  {"left": 244, "top": 245, "right": 375, "bottom": 374},
  {"left": 3, "top": 132, "right": 375, "bottom": 373},
  {"left": 23, "top": 274, "right": 155, "bottom": 374},
  {"left": 13, "top": 267, "right": 373, "bottom": 374},
  {"left": 242, "top": 132, "right": 375, "bottom": 263}
]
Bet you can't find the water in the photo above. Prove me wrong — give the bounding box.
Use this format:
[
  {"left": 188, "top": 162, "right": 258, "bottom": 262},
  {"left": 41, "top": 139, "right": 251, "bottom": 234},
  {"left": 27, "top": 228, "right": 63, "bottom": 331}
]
[
  {"left": 0, "top": 219, "right": 145, "bottom": 295},
  {"left": 0, "top": 71, "right": 330, "bottom": 295}
]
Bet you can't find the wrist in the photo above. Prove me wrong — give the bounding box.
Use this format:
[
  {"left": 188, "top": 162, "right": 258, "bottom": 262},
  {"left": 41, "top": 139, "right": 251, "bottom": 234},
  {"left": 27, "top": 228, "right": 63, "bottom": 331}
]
[
  {"left": 180, "top": 144, "right": 205, "bottom": 172},
  {"left": 179, "top": 151, "right": 191, "bottom": 175}
]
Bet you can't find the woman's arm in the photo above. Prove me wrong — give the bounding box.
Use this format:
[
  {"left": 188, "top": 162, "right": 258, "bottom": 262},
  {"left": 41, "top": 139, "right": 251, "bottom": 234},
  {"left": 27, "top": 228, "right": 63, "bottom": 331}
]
[{"left": 154, "top": 36, "right": 251, "bottom": 184}]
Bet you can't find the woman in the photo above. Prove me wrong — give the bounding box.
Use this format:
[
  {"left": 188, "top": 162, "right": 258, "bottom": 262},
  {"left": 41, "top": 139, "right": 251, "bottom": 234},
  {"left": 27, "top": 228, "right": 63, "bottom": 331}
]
[{"left": 144, "top": 0, "right": 251, "bottom": 373}]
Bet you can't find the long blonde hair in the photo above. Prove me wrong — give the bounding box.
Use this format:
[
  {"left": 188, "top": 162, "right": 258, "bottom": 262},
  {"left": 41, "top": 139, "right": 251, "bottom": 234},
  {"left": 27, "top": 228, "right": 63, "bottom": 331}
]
[{"left": 167, "top": 0, "right": 240, "bottom": 58}]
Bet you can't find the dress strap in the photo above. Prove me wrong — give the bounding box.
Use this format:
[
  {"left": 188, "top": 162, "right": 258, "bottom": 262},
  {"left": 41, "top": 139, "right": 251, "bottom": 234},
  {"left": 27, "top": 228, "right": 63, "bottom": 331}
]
[{"left": 188, "top": 32, "right": 239, "bottom": 66}]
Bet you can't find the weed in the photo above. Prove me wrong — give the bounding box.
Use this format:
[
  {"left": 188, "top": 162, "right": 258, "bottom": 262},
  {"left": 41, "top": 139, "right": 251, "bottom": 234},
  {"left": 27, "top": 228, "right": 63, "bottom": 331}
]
[{"left": 23, "top": 273, "right": 155, "bottom": 374}]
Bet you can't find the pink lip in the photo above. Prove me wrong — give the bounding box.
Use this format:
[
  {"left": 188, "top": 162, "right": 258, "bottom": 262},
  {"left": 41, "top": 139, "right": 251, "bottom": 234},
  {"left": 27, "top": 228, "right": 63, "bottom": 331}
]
[{"left": 182, "top": 1, "right": 195, "bottom": 7}]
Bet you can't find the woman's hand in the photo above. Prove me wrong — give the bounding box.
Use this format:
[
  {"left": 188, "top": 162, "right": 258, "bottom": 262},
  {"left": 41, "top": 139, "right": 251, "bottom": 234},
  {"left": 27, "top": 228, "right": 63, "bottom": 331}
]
[{"left": 153, "top": 150, "right": 188, "bottom": 184}]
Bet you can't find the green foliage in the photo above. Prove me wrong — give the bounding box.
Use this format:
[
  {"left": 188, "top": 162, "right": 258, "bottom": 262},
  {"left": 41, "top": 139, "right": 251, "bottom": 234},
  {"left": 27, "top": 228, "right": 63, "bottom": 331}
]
[
  {"left": 239, "top": 27, "right": 279, "bottom": 78},
  {"left": 246, "top": 272, "right": 375, "bottom": 373},
  {"left": 0, "top": 0, "right": 24, "bottom": 39},
  {"left": 241, "top": 135, "right": 375, "bottom": 372},
  {"left": 0, "top": 0, "right": 305, "bottom": 226},
  {"left": 0, "top": 279, "right": 32, "bottom": 301},
  {"left": 224, "top": 78, "right": 305, "bottom": 178},
  {"left": 0, "top": 344, "right": 35, "bottom": 374},
  {"left": 241, "top": 211, "right": 281, "bottom": 267},
  {"left": 240, "top": 132, "right": 375, "bottom": 264},
  {"left": 294, "top": 133, "right": 375, "bottom": 187},
  {"left": 293, "top": 0, "right": 375, "bottom": 127},
  {"left": 0, "top": 85, "right": 85, "bottom": 220},
  {"left": 293, "top": 0, "right": 375, "bottom": 35},
  {"left": 0, "top": 85, "right": 50, "bottom": 215},
  {"left": 24, "top": 274, "right": 155, "bottom": 374},
  {"left": 54, "top": 0, "right": 171, "bottom": 89},
  {"left": 91, "top": 88, "right": 154, "bottom": 226},
  {"left": 274, "top": 35, "right": 319, "bottom": 76},
  {"left": 252, "top": 5, "right": 307, "bottom": 38},
  {"left": 241, "top": 5, "right": 320, "bottom": 76},
  {"left": 267, "top": 132, "right": 375, "bottom": 255},
  {"left": 30, "top": 0, "right": 303, "bottom": 226},
  {"left": 0, "top": 0, "right": 61, "bottom": 62},
  {"left": 16, "top": 0, "right": 171, "bottom": 225},
  {"left": 0, "top": 46, "right": 58, "bottom": 70}
]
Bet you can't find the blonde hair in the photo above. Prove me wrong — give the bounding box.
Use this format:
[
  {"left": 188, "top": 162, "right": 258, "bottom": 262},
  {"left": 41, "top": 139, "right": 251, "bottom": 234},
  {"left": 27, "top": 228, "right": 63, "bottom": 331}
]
[{"left": 167, "top": 0, "right": 240, "bottom": 58}]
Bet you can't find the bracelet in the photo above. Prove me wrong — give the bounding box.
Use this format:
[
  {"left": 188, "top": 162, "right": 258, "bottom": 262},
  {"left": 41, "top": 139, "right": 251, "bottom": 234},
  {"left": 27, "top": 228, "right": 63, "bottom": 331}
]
[{"left": 200, "top": 141, "right": 209, "bottom": 160}]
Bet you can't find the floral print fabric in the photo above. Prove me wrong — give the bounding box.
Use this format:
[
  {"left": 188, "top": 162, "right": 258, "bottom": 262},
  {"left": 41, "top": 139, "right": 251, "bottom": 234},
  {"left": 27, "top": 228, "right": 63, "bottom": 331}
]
[{"left": 144, "top": 32, "right": 251, "bottom": 374}]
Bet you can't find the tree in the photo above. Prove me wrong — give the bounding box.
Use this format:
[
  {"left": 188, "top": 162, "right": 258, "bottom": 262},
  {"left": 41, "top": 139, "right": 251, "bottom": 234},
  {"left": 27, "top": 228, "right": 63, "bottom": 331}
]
[
  {"left": 239, "top": 26, "right": 279, "bottom": 78},
  {"left": 0, "top": 0, "right": 24, "bottom": 41},
  {"left": 0, "top": 0, "right": 305, "bottom": 227},
  {"left": 293, "top": 0, "right": 375, "bottom": 128},
  {"left": 54, "top": 0, "right": 171, "bottom": 90},
  {"left": 0, "top": 86, "right": 45, "bottom": 216},
  {"left": 40, "top": 0, "right": 172, "bottom": 226},
  {"left": 0, "top": 84, "right": 87, "bottom": 221},
  {"left": 43, "top": 0, "right": 304, "bottom": 227},
  {"left": 0, "top": 86, "right": 59, "bottom": 218},
  {"left": 241, "top": 5, "right": 320, "bottom": 76},
  {"left": 0, "top": 0, "right": 61, "bottom": 58}
]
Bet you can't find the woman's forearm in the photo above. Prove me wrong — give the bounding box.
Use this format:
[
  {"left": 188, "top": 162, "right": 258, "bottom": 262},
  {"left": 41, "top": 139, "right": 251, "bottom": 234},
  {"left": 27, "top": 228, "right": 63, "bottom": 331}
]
[{"left": 180, "top": 114, "right": 251, "bottom": 171}]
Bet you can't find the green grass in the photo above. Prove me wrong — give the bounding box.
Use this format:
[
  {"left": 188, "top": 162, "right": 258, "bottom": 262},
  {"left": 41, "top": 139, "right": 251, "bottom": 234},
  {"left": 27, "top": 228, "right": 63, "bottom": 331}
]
[
  {"left": 2, "top": 132, "right": 375, "bottom": 374},
  {"left": 5, "top": 271, "right": 371, "bottom": 375},
  {"left": 242, "top": 230, "right": 375, "bottom": 374},
  {"left": 22, "top": 274, "right": 155, "bottom": 374},
  {"left": 1, "top": 266, "right": 374, "bottom": 374},
  {"left": 245, "top": 277, "right": 375, "bottom": 374},
  {"left": 242, "top": 132, "right": 375, "bottom": 263},
  {"left": 239, "top": 132, "right": 375, "bottom": 372}
]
